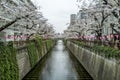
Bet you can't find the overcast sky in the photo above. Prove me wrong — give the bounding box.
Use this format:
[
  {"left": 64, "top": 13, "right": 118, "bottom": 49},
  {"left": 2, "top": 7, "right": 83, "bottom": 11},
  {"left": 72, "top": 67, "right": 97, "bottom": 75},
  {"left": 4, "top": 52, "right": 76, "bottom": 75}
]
[{"left": 31, "top": 0, "right": 79, "bottom": 33}]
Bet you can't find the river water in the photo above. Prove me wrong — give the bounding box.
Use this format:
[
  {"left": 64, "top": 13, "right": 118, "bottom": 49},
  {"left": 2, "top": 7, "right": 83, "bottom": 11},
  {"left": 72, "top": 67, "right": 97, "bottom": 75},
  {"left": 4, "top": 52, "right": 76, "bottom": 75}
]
[{"left": 23, "top": 40, "right": 93, "bottom": 80}]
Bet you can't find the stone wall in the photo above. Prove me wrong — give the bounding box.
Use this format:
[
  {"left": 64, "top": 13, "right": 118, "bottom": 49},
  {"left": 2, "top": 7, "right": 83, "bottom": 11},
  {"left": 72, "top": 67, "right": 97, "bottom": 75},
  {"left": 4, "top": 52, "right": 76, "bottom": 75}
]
[
  {"left": 17, "top": 40, "right": 55, "bottom": 80},
  {"left": 17, "top": 47, "right": 31, "bottom": 80},
  {"left": 66, "top": 41, "right": 120, "bottom": 80}
]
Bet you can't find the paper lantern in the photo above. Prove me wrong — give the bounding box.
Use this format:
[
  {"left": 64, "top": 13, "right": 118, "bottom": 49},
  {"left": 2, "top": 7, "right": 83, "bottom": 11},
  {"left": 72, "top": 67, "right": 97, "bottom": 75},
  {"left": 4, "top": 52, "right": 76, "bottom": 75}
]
[
  {"left": 115, "top": 35, "right": 119, "bottom": 39},
  {"left": 110, "top": 34, "right": 113, "bottom": 38},
  {"left": 102, "top": 36, "right": 105, "bottom": 39},
  {"left": 107, "top": 35, "right": 109, "bottom": 38}
]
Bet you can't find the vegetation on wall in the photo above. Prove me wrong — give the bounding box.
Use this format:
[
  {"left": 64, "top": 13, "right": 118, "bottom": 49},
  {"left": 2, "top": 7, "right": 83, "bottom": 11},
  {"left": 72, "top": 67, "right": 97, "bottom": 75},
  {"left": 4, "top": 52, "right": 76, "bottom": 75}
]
[
  {"left": 27, "top": 37, "right": 55, "bottom": 68},
  {"left": 34, "top": 36, "right": 43, "bottom": 58},
  {"left": 27, "top": 42, "right": 38, "bottom": 67},
  {"left": 71, "top": 40, "right": 120, "bottom": 59},
  {"left": 46, "top": 40, "right": 53, "bottom": 51},
  {"left": 63, "top": 39, "right": 67, "bottom": 45},
  {"left": 91, "top": 45, "right": 120, "bottom": 58},
  {"left": 0, "top": 42, "right": 19, "bottom": 80},
  {"left": 0, "top": 36, "right": 55, "bottom": 80}
]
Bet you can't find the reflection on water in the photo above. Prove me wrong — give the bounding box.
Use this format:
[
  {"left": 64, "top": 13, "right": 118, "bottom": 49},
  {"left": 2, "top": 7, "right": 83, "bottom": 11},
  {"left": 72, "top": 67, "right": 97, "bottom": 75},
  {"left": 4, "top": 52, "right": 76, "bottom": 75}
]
[{"left": 39, "top": 40, "right": 78, "bottom": 80}]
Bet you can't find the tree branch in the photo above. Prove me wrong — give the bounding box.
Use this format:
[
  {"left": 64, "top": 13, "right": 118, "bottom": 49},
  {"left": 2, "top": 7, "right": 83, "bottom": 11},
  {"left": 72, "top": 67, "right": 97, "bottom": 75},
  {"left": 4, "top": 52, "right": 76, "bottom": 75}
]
[
  {"left": 110, "top": 24, "right": 120, "bottom": 34},
  {"left": 0, "top": 15, "right": 29, "bottom": 32}
]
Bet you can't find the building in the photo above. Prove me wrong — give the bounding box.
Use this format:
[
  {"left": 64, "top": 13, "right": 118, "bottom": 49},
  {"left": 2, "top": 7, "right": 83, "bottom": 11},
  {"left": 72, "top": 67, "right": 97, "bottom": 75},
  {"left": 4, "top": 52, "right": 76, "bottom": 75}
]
[
  {"left": 0, "top": 0, "right": 36, "bottom": 42},
  {"left": 70, "top": 14, "right": 77, "bottom": 25},
  {"left": 64, "top": 9, "right": 96, "bottom": 39}
]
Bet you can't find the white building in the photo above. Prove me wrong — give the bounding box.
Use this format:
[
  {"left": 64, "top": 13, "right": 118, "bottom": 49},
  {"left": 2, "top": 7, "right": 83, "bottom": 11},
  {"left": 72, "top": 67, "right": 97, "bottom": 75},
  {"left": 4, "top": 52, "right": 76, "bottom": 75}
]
[{"left": 0, "top": 0, "right": 36, "bottom": 42}]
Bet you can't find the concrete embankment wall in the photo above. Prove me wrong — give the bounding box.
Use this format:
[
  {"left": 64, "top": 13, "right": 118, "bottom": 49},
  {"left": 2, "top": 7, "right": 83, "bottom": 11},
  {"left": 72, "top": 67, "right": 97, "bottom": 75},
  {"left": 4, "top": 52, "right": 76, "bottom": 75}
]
[
  {"left": 66, "top": 41, "right": 120, "bottom": 80},
  {"left": 17, "top": 40, "right": 56, "bottom": 80}
]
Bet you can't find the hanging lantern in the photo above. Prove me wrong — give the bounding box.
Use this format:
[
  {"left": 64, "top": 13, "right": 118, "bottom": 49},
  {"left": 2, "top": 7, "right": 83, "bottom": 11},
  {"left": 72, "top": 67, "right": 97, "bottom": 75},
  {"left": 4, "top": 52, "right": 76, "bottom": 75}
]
[
  {"left": 102, "top": 36, "right": 105, "bottom": 39},
  {"left": 115, "top": 35, "right": 119, "bottom": 39},
  {"left": 107, "top": 35, "right": 109, "bottom": 39},
  {"left": 110, "top": 34, "right": 113, "bottom": 38}
]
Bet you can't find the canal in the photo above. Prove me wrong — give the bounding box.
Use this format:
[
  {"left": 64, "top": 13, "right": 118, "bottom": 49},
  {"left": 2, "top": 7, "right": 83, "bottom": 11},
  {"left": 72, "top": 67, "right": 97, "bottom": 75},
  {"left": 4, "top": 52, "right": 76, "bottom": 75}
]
[{"left": 23, "top": 40, "right": 93, "bottom": 80}]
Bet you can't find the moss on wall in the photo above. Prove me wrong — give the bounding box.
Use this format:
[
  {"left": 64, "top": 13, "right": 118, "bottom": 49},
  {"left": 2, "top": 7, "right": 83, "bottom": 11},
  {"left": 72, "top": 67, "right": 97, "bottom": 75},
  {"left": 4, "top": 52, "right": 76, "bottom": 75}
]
[
  {"left": 46, "top": 40, "right": 52, "bottom": 50},
  {"left": 27, "top": 38, "right": 55, "bottom": 68},
  {"left": 70, "top": 40, "right": 120, "bottom": 59},
  {"left": 34, "top": 36, "right": 43, "bottom": 58},
  {"left": 0, "top": 42, "right": 19, "bottom": 80},
  {"left": 0, "top": 37, "right": 55, "bottom": 80},
  {"left": 27, "top": 42, "right": 38, "bottom": 67}
]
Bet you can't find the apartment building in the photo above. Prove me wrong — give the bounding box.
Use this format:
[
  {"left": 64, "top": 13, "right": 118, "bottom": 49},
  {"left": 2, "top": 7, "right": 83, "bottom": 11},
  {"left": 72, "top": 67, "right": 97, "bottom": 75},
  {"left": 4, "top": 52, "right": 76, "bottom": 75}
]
[{"left": 0, "top": 0, "right": 37, "bottom": 42}]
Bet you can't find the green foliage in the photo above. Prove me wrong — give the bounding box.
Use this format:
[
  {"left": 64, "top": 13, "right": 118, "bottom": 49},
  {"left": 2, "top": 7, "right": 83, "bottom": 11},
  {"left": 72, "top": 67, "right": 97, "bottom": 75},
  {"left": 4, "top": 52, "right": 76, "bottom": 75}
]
[
  {"left": 46, "top": 40, "right": 53, "bottom": 51},
  {"left": 63, "top": 39, "right": 67, "bottom": 45},
  {"left": 0, "top": 42, "right": 19, "bottom": 80},
  {"left": 34, "top": 36, "right": 43, "bottom": 57},
  {"left": 27, "top": 37, "right": 55, "bottom": 68},
  {"left": 27, "top": 42, "right": 38, "bottom": 67},
  {"left": 73, "top": 40, "right": 120, "bottom": 58},
  {"left": 92, "top": 45, "right": 120, "bottom": 58},
  {"left": 0, "top": 36, "right": 55, "bottom": 80}
]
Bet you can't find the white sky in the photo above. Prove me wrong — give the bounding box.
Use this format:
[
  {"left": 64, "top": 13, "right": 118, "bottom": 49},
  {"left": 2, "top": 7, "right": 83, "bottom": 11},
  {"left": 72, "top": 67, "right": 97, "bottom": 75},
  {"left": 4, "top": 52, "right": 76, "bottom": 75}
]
[{"left": 31, "top": 0, "right": 79, "bottom": 33}]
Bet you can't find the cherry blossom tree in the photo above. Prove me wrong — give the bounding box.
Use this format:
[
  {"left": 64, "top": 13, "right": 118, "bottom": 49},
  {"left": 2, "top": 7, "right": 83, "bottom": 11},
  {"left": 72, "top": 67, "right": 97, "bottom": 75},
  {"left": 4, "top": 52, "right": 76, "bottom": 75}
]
[{"left": 0, "top": 0, "right": 55, "bottom": 41}]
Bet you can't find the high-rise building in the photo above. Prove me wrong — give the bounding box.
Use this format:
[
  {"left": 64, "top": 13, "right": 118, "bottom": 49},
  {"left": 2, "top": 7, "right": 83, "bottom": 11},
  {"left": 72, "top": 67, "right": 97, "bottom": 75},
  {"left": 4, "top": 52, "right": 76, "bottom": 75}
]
[{"left": 70, "top": 14, "right": 76, "bottom": 25}]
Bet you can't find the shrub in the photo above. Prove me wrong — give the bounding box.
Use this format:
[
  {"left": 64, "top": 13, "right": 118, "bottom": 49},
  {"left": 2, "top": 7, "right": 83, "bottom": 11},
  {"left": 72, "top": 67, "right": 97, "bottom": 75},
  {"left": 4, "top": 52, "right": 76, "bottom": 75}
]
[
  {"left": 27, "top": 42, "right": 38, "bottom": 67},
  {"left": 34, "top": 36, "right": 43, "bottom": 57},
  {"left": 72, "top": 40, "right": 120, "bottom": 59},
  {"left": 0, "top": 41, "right": 19, "bottom": 80}
]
